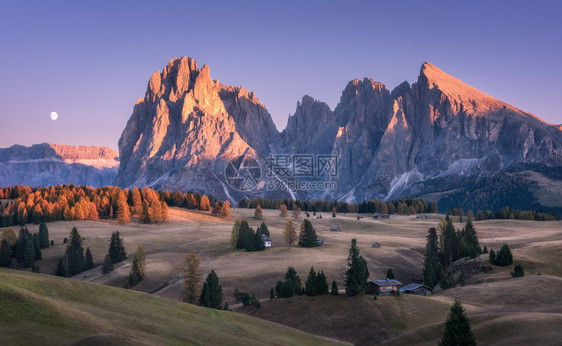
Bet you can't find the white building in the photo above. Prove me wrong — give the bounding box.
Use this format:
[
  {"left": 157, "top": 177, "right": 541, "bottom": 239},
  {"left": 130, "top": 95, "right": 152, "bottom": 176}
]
[{"left": 261, "top": 234, "right": 272, "bottom": 247}]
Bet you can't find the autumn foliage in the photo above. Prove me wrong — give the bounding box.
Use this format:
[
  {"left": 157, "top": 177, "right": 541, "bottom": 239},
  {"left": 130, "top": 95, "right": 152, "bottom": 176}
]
[{"left": 0, "top": 185, "right": 168, "bottom": 226}]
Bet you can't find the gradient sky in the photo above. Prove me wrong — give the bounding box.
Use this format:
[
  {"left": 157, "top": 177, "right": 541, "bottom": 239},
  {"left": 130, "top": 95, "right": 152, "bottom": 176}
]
[{"left": 1, "top": 1, "right": 560, "bottom": 151}]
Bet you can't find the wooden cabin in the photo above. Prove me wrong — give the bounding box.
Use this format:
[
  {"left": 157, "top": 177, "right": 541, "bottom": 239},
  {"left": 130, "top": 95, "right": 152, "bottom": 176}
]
[
  {"left": 398, "top": 283, "right": 432, "bottom": 296},
  {"left": 368, "top": 279, "right": 402, "bottom": 295}
]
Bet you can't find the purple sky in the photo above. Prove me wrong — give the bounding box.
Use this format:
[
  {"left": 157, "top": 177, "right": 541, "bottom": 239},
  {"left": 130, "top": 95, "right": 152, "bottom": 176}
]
[{"left": 1, "top": 1, "right": 560, "bottom": 151}]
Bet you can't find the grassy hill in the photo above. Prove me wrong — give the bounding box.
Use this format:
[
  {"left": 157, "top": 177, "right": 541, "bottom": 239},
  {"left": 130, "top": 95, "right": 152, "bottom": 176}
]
[
  {"left": 0, "top": 269, "right": 345, "bottom": 346},
  {"left": 242, "top": 275, "right": 562, "bottom": 345}
]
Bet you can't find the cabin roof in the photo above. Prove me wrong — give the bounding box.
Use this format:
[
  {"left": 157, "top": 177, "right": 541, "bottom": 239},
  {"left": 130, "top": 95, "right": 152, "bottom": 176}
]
[
  {"left": 399, "top": 283, "right": 431, "bottom": 292},
  {"left": 370, "top": 279, "right": 402, "bottom": 286}
]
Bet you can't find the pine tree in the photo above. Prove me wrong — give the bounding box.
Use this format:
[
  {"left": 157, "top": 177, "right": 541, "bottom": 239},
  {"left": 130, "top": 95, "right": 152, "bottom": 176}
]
[
  {"left": 259, "top": 222, "right": 270, "bottom": 237},
  {"left": 284, "top": 218, "right": 297, "bottom": 246},
  {"left": 438, "top": 299, "right": 476, "bottom": 346},
  {"left": 489, "top": 249, "right": 496, "bottom": 264},
  {"left": 84, "top": 248, "right": 94, "bottom": 270},
  {"left": 253, "top": 228, "right": 266, "bottom": 251},
  {"left": 55, "top": 258, "right": 65, "bottom": 276},
  {"left": 254, "top": 205, "right": 263, "bottom": 220},
  {"left": 423, "top": 227, "right": 441, "bottom": 288},
  {"left": 102, "top": 254, "right": 114, "bottom": 274},
  {"left": 230, "top": 220, "right": 240, "bottom": 250},
  {"left": 284, "top": 267, "right": 302, "bottom": 296},
  {"left": 38, "top": 222, "right": 49, "bottom": 249},
  {"left": 66, "top": 226, "right": 84, "bottom": 276},
  {"left": 199, "top": 270, "right": 223, "bottom": 309},
  {"left": 495, "top": 244, "right": 513, "bottom": 266},
  {"left": 108, "top": 231, "right": 127, "bottom": 263},
  {"left": 0, "top": 239, "right": 11, "bottom": 267},
  {"left": 511, "top": 264, "right": 524, "bottom": 278},
  {"left": 128, "top": 245, "right": 146, "bottom": 286},
  {"left": 236, "top": 220, "right": 251, "bottom": 250},
  {"left": 386, "top": 269, "right": 395, "bottom": 280},
  {"left": 182, "top": 253, "right": 201, "bottom": 304},
  {"left": 317, "top": 270, "right": 329, "bottom": 294},
  {"left": 298, "top": 219, "right": 318, "bottom": 247},
  {"left": 442, "top": 218, "right": 458, "bottom": 265},
  {"left": 345, "top": 239, "right": 369, "bottom": 296},
  {"left": 305, "top": 267, "right": 318, "bottom": 296},
  {"left": 270, "top": 287, "right": 275, "bottom": 299},
  {"left": 483, "top": 245, "right": 488, "bottom": 254},
  {"left": 331, "top": 280, "right": 339, "bottom": 295},
  {"left": 32, "top": 233, "right": 42, "bottom": 260}
]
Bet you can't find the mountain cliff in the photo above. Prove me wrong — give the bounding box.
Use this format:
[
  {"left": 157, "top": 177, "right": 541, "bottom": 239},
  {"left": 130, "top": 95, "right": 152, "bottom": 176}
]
[
  {"left": 0, "top": 143, "right": 118, "bottom": 187},
  {"left": 116, "top": 57, "right": 562, "bottom": 210},
  {"left": 116, "top": 57, "right": 277, "bottom": 200}
]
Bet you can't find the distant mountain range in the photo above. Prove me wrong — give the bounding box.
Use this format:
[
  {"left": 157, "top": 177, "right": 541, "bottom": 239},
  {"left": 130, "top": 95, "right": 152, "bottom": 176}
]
[
  {"left": 2, "top": 58, "right": 561, "bottom": 213},
  {"left": 116, "top": 57, "right": 561, "bottom": 212},
  {"left": 0, "top": 143, "right": 118, "bottom": 187}
]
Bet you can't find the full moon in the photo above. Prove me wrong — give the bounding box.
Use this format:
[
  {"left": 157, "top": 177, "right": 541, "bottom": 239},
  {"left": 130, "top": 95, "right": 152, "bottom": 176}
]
[{"left": 50, "top": 112, "right": 58, "bottom": 120}]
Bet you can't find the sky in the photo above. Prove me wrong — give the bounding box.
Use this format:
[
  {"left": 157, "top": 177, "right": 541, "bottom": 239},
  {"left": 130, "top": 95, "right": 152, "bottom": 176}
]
[{"left": 0, "top": 1, "right": 560, "bottom": 151}]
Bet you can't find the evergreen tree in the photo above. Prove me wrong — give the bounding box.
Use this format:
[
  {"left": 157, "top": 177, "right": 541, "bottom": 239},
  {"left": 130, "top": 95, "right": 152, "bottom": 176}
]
[
  {"left": 182, "top": 253, "right": 201, "bottom": 304},
  {"left": 23, "top": 234, "right": 36, "bottom": 268},
  {"left": 253, "top": 228, "right": 266, "bottom": 251},
  {"left": 270, "top": 287, "right": 275, "bottom": 299},
  {"left": 483, "top": 245, "right": 488, "bottom": 254},
  {"left": 0, "top": 239, "right": 12, "bottom": 267},
  {"left": 84, "top": 247, "right": 94, "bottom": 270},
  {"left": 275, "top": 280, "right": 284, "bottom": 298},
  {"left": 489, "top": 249, "right": 496, "bottom": 264},
  {"left": 65, "top": 226, "right": 84, "bottom": 276},
  {"left": 442, "top": 218, "right": 458, "bottom": 265},
  {"left": 511, "top": 264, "right": 524, "bottom": 278},
  {"left": 236, "top": 220, "right": 252, "bottom": 250},
  {"left": 386, "top": 269, "right": 395, "bottom": 280},
  {"left": 15, "top": 226, "right": 30, "bottom": 263},
  {"left": 128, "top": 245, "right": 146, "bottom": 286},
  {"left": 38, "top": 222, "right": 49, "bottom": 249},
  {"left": 495, "top": 244, "right": 513, "bottom": 266},
  {"left": 423, "top": 227, "right": 441, "bottom": 288},
  {"left": 108, "top": 231, "right": 127, "bottom": 263},
  {"left": 331, "top": 280, "right": 339, "bottom": 295},
  {"left": 259, "top": 222, "right": 270, "bottom": 237},
  {"left": 32, "top": 233, "right": 42, "bottom": 260},
  {"left": 305, "top": 267, "right": 318, "bottom": 296},
  {"left": 55, "top": 258, "right": 65, "bottom": 277},
  {"left": 199, "top": 270, "right": 223, "bottom": 309},
  {"left": 230, "top": 220, "right": 240, "bottom": 250},
  {"left": 298, "top": 219, "right": 318, "bottom": 247},
  {"left": 438, "top": 299, "right": 476, "bottom": 346},
  {"left": 283, "top": 266, "right": 302, "bottom": 296},
  {"left": 316, "top": 270, "right": 329, "bottom": 294},
  {"left": 345, "top": 239, "right": 369, "bottom": 296},
  {"left": 102, "top": 254, "right": 114, "bottom": 274}
]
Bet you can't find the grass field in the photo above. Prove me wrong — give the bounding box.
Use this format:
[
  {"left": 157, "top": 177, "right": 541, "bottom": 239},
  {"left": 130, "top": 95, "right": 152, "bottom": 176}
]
[
  {"left": 2, "top": 207, "right": 562, "bottom": 344},
  {"left": 0, "top": 269, "right": 345, "bottom": 345}
]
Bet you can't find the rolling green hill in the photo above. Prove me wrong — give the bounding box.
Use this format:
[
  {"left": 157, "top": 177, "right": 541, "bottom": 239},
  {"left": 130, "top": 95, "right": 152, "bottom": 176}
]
[{"left": 0, "top": 269, "right": 345, "bottom": 345}]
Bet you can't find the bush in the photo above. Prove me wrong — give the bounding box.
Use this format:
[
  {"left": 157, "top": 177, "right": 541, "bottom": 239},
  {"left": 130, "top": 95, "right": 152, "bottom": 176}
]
[
  {"left": 511, "top": 264, "right": 524, "bottom": 278},
  {"left": 494, "top": 244, "right": 513, "bottom": 266}
]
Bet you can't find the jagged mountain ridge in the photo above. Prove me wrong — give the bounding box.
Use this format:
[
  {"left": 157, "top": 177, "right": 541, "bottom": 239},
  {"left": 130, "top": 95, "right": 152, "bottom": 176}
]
[
  {"left": 116, "top": 57, "right": 562, "bottom": 207},
  {"left": 0, "top": 143, "right": 119, "bottom": 187}
]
